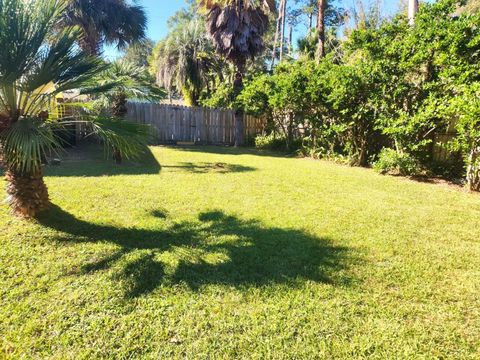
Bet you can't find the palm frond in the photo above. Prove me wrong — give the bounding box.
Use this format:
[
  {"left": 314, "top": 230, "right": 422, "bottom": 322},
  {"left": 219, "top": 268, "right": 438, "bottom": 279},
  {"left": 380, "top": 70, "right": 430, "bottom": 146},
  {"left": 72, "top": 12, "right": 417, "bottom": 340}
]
[
  {"left": 84, "top": 117, "right": 154, "bottom": 160},
  {"left": 1, "top": 118, "right": 62, "bottom": 174},
  {"left": 197, "top": 0, "right": 273, "bottom": 65},
  {"left": 61, "top": 0, "right": 147, "bottom": 54},
  {"left": 153, "top": 19, "right": 215, "bottom": 103},
  {"left": 0, "top": 0, "right": 107, "bottom": 120},
  {"left": 79, "top": 61, "right": 166, "bottom": 106}
]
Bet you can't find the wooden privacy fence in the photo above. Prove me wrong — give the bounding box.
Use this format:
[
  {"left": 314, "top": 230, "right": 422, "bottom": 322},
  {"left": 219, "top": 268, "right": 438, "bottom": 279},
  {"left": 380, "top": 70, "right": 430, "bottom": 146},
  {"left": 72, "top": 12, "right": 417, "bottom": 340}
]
[{"left": 126, "top": 102, "right": 265, "bottom": 145}]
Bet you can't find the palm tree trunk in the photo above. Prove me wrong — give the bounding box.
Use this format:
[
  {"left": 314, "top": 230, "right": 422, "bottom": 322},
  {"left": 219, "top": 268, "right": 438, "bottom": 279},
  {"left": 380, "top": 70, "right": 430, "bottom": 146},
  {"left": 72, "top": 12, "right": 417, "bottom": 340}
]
[
  {"left": 78, "top": 33, "right": 100, "bottom": 56},
  {"left": 233, "top": 63, "right": 245, "bottom": 147},
  {"left": 111, "top": 92, "right": 128, "bottom": 164},
  {"left": 315, "top": 0, "right": 327, "bottom": 62},
  {"left": 408, "top": 0, "right": 419, "bottom": 25},
  {"left": 5, "top": 168, "right": 49, "bottom": 218}
]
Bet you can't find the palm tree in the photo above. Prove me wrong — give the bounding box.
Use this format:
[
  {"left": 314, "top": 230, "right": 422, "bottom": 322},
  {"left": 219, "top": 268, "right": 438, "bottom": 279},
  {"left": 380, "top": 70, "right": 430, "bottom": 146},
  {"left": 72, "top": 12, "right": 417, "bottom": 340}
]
[
  {"left": 0, "top": 0, "right": 150, "bottom": 217},
  {"left": 89, "top": 61, "right": 165, "bottom": 162},
  {"left": 92, "top": 61, "right": 165, "bottom": 117},
  {"left": 61, "top": 0, "right": 147, "bottom": 55},
  {"left": 198, "top": 0, "right": 275, "bottom": 146},
  {"left": 153, "top": 20, "right": 213, "bottom": 106}
]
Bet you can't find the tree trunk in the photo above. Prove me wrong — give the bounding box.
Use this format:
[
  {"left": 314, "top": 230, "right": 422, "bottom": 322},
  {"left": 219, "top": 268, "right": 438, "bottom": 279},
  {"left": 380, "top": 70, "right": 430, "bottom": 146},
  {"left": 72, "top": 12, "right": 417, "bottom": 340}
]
[
  {"left": 78, "top": 32, "right": 100, "bottom": 56},
  {"left": 111, "top": 92, "right": 128, "bottom": 117},
  {"left": 233, "top": 64, "right": 245, "bottom": 147},
  {"left": 315, "top": 0, "right": 327, "bottom": 62},
  {"left": 286, "top": 112, "right": 294, "bottom": 151},
  {"left": 408, "top": 0, "right": 419, "bottom": 26},
  {"left": 358, "top": 143, "right": 368, "bottom": 167},
  {"left": 279, "top": 0, "right": 287, "bottom": 62},
  {"left": 113, "top": 149, "right": 123, "bottom": 164},
  {"left": 288, "top": 24, "right": 293, "bottom": 55},
  {"left": 466, "top": 147, "right": 480, "bottom": 191},
  {"left": 5, "top": 168, "right": 49, "bottom": 218},
  {"left": 111, "top": 92, "right": 127, "bottom": 164},
  {"left": 271, "top": 0, "right": 283, "bottom": 70}
]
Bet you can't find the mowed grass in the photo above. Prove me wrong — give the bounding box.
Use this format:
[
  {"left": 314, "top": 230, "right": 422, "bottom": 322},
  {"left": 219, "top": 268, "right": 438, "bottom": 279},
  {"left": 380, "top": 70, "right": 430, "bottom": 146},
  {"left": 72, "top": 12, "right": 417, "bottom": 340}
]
[{"left": 1, "top": 145, "right": 480, "bottom": 359}]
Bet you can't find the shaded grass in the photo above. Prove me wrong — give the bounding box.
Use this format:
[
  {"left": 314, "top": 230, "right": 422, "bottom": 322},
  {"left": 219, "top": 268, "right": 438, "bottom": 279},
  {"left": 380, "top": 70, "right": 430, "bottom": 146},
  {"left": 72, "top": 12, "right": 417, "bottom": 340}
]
[{"left": 1, "top": 145, "right": 480, "bottom": 359}]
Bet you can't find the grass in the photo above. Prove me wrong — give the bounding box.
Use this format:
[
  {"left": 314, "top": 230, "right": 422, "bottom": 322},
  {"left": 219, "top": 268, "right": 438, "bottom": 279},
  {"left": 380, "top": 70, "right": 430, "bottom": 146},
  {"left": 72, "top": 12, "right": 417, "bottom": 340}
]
[{"left": 1, "top": 145, "right": 480, "bottom": 359}]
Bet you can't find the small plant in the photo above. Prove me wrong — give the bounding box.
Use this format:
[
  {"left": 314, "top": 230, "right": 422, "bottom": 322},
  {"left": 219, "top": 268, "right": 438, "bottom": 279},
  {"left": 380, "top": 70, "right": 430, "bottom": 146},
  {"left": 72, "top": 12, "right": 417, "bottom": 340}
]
[
  {"left": 373, "top": 148, "right": 421, "bottom": 176},
  {"left": 255, "top": 133, "right": 301, "bottom": 153}
]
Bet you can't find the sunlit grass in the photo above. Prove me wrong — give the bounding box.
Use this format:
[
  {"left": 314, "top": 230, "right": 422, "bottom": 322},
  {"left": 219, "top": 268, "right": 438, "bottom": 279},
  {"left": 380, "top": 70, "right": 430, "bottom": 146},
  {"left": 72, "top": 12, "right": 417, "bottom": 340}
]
[{"left": 1, "top": 145, "right": 479, "bottom": 358}]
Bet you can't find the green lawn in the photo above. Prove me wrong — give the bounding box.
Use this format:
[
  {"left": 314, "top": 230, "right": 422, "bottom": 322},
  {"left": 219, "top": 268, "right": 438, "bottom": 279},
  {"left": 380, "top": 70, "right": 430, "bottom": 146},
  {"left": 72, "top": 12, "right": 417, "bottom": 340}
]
[{"left": 1, "top": 145, "right": 479, "bottom": 359}]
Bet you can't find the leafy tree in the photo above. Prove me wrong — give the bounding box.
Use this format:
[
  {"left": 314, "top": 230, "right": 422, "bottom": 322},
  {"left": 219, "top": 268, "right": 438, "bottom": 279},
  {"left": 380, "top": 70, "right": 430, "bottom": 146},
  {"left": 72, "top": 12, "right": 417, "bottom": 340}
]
[
  {"left": 448, "top": 84, "right": 480, "bottom": 191},
  {"left": 240, "top": 61, "right": 318, "bottom": 151},
  {"left": 60, "top": 0, "right": 147, "bottom": 55},
  {"left": 0, "top": 0, "right": 151, "bottom": 217},
  {"left": 322, "top": 62, "right": 381, "bottom": 166}
]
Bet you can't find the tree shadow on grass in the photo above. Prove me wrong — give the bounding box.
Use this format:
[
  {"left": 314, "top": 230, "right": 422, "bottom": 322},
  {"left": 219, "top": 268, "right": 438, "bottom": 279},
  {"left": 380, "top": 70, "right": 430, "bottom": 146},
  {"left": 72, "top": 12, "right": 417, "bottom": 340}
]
[
  {"left": 37, "top": 205, "right": 357, "bottom": 298},
  {"left": 161, "top": 162, "right": 256, "bottom": 174},
  {"left": 45, "top": 143, "right": 162, "bottom": 177},
  {"left": 44, "top": 144, "right": 257, "bottom": 177},
  {"left": 171, "top": 145, "right": 294, "bottom": 158}
]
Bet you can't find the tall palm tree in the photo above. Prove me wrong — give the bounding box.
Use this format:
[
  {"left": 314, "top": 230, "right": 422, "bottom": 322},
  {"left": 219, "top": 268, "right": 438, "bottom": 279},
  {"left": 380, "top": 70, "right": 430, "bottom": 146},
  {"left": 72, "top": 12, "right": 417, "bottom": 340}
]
[
  {"left": 61, "top": 0, "right": 147, "bottom": 55},
  {"left": 198, "top": 0, "right": 275, "bottom": 146},
  {"left": 0, "top": 0, "right": 150, "bottom": 217},
  {"left": 153, "top": 20, "right": 213, "bottom": 106}
]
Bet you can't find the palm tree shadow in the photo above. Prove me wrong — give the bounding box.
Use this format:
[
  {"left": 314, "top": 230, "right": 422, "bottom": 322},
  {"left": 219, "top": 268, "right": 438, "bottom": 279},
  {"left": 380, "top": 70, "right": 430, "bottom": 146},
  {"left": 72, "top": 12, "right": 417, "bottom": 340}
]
[
  {"left": 160, "top": 162, "right": 256, "bottom": 174},
  {"left": 45, "top": 143, "right": 162, "bottom": 177},
  {"left": 37, "top": 205, "right": 358, "bottom": 298},
  {"left": 174, "top": 145, "right": 291, "bottom": 158}
]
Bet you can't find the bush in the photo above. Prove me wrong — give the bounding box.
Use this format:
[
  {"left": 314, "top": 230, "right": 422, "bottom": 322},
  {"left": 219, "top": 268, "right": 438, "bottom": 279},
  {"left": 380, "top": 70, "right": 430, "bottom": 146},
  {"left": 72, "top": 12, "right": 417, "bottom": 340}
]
[
  {"left": 373, "top": 148, "right": 421, "bottom": 176},
  {"left": 255, "top": 133, "right": 301, "bottom": 153},
  {"left": 200, "top": 82, "right": 236, "bottom": 109}
]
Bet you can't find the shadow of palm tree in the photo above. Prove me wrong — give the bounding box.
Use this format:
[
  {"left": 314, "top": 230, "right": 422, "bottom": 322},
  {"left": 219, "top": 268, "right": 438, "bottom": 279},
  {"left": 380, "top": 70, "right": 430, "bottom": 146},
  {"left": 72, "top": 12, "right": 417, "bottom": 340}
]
[
  {"left": 160, "top": 162, "right": 256, "bottom": 174},
  {"left": 45, "top": 143, "right": 162, "bottom": 177},
  {"left": 37, "top": 205, "right": 356, "bottom": 298},
  {"left": 44, "top": 144, "right": 257, "bottom": 177},
  {"left": 171, "top": 145, "right": 292, "bottom": 158}
]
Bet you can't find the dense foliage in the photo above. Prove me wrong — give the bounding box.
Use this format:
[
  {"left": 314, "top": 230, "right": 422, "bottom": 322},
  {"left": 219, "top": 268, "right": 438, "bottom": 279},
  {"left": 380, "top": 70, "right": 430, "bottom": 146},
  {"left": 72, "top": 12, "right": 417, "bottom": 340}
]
[{"left": 236, "top": 0, "right": 480, "bottom": 190}]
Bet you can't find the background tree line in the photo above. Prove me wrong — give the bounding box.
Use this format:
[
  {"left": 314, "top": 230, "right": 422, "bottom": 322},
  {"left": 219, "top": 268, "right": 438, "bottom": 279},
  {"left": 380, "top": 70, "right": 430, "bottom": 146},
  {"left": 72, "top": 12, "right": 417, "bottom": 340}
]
[{"left": 144, "top": 0, "right": 480, "bottom": 191}]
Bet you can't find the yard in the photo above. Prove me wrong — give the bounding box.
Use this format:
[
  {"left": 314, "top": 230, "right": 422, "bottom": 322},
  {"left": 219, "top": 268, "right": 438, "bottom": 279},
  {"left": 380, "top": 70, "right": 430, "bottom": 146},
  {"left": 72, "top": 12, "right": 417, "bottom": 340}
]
[{"left": 1, "top": 145, "right": 479, "bottom": 358}]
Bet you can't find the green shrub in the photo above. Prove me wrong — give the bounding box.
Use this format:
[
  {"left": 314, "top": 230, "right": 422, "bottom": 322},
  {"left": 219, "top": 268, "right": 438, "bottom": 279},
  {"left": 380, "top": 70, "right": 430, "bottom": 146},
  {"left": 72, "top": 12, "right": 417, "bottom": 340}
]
[
  {"left": 255, "top": 134, "right": 301, "bottom": 153},
  {"left": 373, "top": 148, "right": 421, "bottom": 176}
]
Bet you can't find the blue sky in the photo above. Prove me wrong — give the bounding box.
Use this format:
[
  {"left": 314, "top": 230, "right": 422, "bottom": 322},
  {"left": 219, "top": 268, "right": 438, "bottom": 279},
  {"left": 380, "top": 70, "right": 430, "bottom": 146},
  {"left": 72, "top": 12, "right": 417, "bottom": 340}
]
[{"left": 103, "top": 0, "right": 422, "bottom": 60}]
